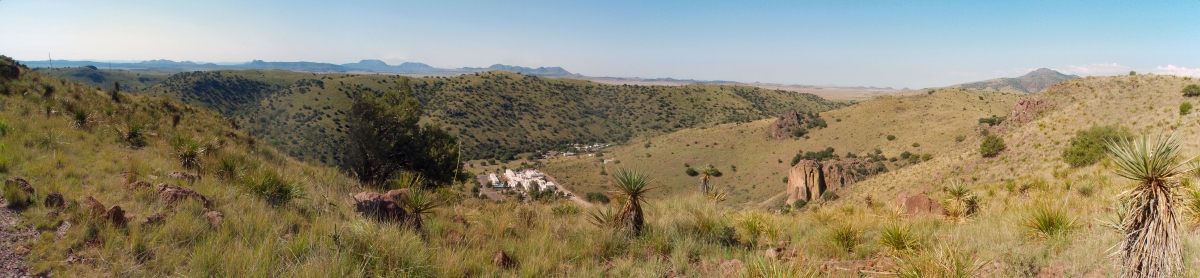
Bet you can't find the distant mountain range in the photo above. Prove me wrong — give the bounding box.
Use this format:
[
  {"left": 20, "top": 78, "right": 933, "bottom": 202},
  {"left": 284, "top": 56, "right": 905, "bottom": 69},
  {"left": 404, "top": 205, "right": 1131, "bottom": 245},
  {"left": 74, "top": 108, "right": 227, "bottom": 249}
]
[
  {"left": 954, "top": 68, "right": 1079, "bottom": 94},
  {"left": 19, "top": 59, "right": 581, "bottom": 77}
]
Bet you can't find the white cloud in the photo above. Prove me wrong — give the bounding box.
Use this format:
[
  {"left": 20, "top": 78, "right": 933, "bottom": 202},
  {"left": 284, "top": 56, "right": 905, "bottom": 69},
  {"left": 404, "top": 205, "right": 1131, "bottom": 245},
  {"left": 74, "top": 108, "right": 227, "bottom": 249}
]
[
  {"left": 1054, "top": 63, "right": 1133, "bottom": 76},
  {"left": 1151, "top": 65, "right": 1200, "bottom": 77}
]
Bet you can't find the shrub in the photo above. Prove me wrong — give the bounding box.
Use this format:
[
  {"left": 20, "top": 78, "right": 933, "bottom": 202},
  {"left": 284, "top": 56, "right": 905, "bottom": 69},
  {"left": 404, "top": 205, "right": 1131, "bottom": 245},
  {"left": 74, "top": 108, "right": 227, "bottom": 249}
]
[
  {"left": 821, "top": 191, "right": 839, "bottom": 201},
  {"left": 978, "top": 115, "right": 1006, "bottom": 126},
  {"left": 1184, "top": 84, "right": 1200, "bottom": 97},
  {"left": 1182, "top": 102, "right": 1194, "bottom": 115},
  {"left": 829, "top": 224, "right": 862, "bottom": 252},
  {"left": 887, "top": 135, "right": 896, "bottom": 141},
  {"left": 955, "top": 135, "right": 965, "bottom": 142},
  {"left": 921, "top": 153, "right": 932, "bottom": 162},
  {"left": 900, "top": 151, "right": 912, "bottom": 159},
  {"left": 585, "top": 192, "right": 610, "bottom": 204},
  {"left": 1061, "top": 125, "right": 1128, "bottom": 167},
  {"left": 0, "top": 120, "right": 9, "bottom": 137},
  {"left": 912, "top": 143, "right": 920, "bottom": 147},
  {"left": 979, "top": 135, "right": 1005, "bottom": 157}
]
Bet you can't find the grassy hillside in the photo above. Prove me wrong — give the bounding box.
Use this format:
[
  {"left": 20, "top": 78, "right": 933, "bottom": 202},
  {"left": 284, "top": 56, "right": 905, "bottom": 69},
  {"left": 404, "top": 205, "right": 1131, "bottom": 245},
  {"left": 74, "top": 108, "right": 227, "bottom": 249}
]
[
  {"left": 138, "top": 70, "right": 844, "bottom": 164},
  {"left": 33, "top": 67, "right": 166, "bottom": 92},
  {"left": 537, "top": 89, "right": 1022, "bottom": 206}
]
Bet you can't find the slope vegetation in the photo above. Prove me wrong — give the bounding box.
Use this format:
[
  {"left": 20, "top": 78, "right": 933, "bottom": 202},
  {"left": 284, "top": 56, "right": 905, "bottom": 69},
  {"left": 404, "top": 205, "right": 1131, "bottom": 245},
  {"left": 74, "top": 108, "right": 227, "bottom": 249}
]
[
  {"left": 955, "top": 68, "right": 1078, "bottom": 94},
  {"left": 140, "top": 70, "right": 844, "bottom": 164}
]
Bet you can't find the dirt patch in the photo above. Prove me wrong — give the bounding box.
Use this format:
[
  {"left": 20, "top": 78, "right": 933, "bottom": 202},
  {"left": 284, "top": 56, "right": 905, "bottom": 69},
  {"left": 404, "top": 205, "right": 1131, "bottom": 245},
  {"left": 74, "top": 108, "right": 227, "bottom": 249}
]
[{"left": 0, "top": 199, "right": 39, "bottom": 277}]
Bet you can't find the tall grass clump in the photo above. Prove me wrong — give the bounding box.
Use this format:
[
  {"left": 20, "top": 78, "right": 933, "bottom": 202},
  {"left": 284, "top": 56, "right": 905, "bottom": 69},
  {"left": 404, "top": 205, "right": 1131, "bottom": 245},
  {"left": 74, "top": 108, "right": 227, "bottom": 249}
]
[
  {"left": 1107, "top": 133, "right": 1191, "bottom": 277},
  {"left": 172, "top": 136, "right": 205, "bottom": 171},
  {"left": 611, "top": 168, "right": 653, "bottom": 236},
  {"left": 829, "top": 224, "right": 862, "bottom": 253},
  {"left": 1022, "top": 202, "right": 1076, "bottom": 239},
  {"left": 240, "top": 167, "right": 305, "bottom": 206},
  {"left": 115, "top": 121, "right": 148, "bottom": 147},
  {"left": 215, "top": 154, "right": 249, "bottom": 182},
  {"left": 879, "top": 223, "right": 920, "bottom": 253},
  {"left": 0, "top": 119, "right": 9, "bottom": 137},
  {"left": 2, "top": 178, "right": 33, "bottom": 208}
]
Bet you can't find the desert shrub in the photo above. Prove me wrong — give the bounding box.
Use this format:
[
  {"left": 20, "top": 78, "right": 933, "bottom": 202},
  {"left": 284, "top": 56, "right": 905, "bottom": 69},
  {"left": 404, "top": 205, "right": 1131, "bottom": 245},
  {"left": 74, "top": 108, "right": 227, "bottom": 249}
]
[
  {"left": 551, "top": 203, "right": 581, "bottom": 216},
  {"left": 1181, "top": 102, "right": 1193, "bottom": 116},
  {"left": 792, "top": 199, "right": 807, "bottom": 209},
  {"left": 173, "top": 137, "right": 205, "bottom": 170},
  {"left": 1061, "top": 125, "right": 1128, "bottom": 167},
  {"left": 978, "top": 115, "right": 1006, "bottom": 126},
  {"left": 921, "top": 153, "right": 932, "bottom": 161},
  {"left": 585, "top": 192, "right": 610, "bottom": 204},
  {"left": 900, "top": 151, "right": 912, "bottom": 159},
  {"left": 116, "top": 121, "right": 148, "bottom": 147},
  {"left": 683, "top": 168, "right": 698, "bottom": 177},
  {"left": 215, "top": 154, "right": 250, "bottom": 181},
  {"left": 979, "top": 135, "right": 1005, "bottom": 157},
  {"left": 791, "top": 147, "right": 837, "bottom": 164},
  {"left": 955, "top": 135, "right": 965, "bottom": 142},
  {"left": 2, "top": 179, "right": 32, "bottom": 208},
  {"left": 912, "top": 142, "right": 920, "bottom": 147},
  {"left": 887, "top": 135, "right": 896, "bottom": 141},
  {"left": 821, "top": 191, "right": 839, "bottom": 201},
  {"left": 0, "top": 120, "right": 9, "bottom": 137},
  {"left": 1182, "top": 84, "right": 1200, "bottom": 97}
]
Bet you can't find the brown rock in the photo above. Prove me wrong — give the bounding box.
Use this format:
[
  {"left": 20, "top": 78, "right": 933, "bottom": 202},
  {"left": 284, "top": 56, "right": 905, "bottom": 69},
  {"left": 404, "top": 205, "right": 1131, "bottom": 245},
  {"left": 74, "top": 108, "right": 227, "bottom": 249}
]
[
  {"left": 126, "top": 180, "right": 152, "bottom": 189},
  {"left": 169, "top": 171, "right": 200, "bottom": 183},
  {"left": 445, "top": 229, "right": 466, "bottom": 246},
  {"left": 896, "top": 193, "right": 945, "bottom": 215},
  {"left": 769, "top": 110, "right": 824, "bottom": 140},
  {"left": 143, "top": 213, "right": 165, "bottom": 225},
  {"left": 765, "top": 247, "right": 783, "bottom": 261},
  {"left": 157, "top": 183, "right": 212, "bottom": 209},
  {"left": 4, "top": 177, "right": 34, "bottom": 195},
  {"left": 786, "top": 159, "right": 882, "bottom": 205},
  {"left": 44, "top": 192, "right": 64, "bottom": 208},
  {"left": 353, "top": 191, "right": 407, "bottom": 222},
  {"left": 203, "top": 210, "right": 224, "bottom": 228},
  {"left": 492, "top": 251, "right": 517, "bottom": 269},
  {"left": 384, "top": 188, "right": 409, "bottom": 203},
  {"left": 84, "top": 196, "right": 106, "bottom": 216},
  {"left": 104, "top": 206, "right": 127, "bottom": 227},
  {"left": 786, "top": 160, "right": 822, "bottom": 205},
  {"left": 718, "top": 259, "right": 744, "bottom": 276}
]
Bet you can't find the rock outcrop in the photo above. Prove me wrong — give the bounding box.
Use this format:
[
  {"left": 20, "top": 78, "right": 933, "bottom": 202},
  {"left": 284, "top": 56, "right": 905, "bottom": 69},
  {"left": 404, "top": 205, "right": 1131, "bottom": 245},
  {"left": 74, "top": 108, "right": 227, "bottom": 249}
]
[
  {"left": 156, "top": 183, "right": 212, "bottom": 209},
  {"left": 4, "top": 177, "right": 34, "bottom": 195},
  {"left": 493, "top": 251, "right": 517, "bottom": 269},
  {"left": 768, "top": 110, "right": 826, "bottom": 140},
  {"left": 896, "top": 193, "right": 945, "bottom": 215},
  {"left": 352, "top": 189, "right": 409, "bottom": 222},
  {"left": 785, "top": 159, "right": 883, "bottom": 205},
  {"left": 43, "top": 192, "right": 64, "bottom": 208},
  {"left": 1007, "top": 98, "right": 1050, "bottom": 125}
]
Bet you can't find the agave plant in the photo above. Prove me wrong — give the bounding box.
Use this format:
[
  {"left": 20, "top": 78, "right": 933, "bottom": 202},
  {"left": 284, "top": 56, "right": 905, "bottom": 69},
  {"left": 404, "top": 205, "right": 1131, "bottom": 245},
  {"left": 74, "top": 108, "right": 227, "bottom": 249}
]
[
  {"left": 610, "top": 168, "right": 653, "bottom": 236},
  {"left": 1107, "top": 133, "right": 1193, "bottom": 277}
]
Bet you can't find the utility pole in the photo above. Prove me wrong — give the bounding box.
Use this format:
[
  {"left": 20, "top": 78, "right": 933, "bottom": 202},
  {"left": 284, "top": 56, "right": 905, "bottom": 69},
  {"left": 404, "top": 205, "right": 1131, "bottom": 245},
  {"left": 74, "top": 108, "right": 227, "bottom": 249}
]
[{"left": 48, "top": 53, "right": 52, "bottom": 69}]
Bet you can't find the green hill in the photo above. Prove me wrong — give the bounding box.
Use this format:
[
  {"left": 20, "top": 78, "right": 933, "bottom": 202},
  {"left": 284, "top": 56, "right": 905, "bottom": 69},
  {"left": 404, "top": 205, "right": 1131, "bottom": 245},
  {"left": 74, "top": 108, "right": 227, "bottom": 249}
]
[
  {"left": 138, "top": 70, "right": 844, "bottom": 164},
  {"left": 954, "top": 68, "right": 1078, "bottom": 94},
  {"left": 33, "top": 67, "right": 166, "bottom": 92}
]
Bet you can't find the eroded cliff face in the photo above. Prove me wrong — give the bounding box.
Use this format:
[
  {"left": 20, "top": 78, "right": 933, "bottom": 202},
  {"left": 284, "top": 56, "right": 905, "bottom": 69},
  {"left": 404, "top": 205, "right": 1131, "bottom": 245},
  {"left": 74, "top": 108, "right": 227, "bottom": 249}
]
[
  {"left": 769, "top": 110, "right": 826, "bottom": 140},
  {"left": 785, "top": 159, "right": 883, "bottom": 205}
]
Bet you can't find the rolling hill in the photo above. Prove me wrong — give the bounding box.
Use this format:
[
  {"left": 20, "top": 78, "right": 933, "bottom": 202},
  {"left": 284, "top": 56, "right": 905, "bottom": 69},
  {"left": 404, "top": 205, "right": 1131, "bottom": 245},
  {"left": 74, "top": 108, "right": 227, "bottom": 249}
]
[
  {"left": 137, "top": 70, "right": 845, "bottom": 164},
  {"left": 954, "top": 68, "right": 1078, "bottom": 94}
]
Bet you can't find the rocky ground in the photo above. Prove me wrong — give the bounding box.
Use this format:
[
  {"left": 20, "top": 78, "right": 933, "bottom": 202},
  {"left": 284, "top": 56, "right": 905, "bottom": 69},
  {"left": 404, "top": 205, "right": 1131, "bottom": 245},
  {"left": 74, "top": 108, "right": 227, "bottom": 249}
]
[{"left": 0, "top": 199, "right": 37, "bottom": 277}]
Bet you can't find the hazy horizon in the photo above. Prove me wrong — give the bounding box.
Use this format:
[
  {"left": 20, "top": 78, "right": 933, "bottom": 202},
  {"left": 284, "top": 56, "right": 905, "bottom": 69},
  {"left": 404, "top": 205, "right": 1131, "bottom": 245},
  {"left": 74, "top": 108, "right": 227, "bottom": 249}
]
[{"left": 3, "top": 0, "right": 1199, "bottom": 88}]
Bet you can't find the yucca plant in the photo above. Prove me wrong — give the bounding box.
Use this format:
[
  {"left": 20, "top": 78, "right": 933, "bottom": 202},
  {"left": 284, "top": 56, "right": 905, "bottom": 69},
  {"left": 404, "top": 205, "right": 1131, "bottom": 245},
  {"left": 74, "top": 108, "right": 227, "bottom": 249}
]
[
  {"left": 70, "top": 109, "right": 90, "bottom": 129},
  {"left": 1022, "top": 202, "right": 1077, "bottom": 239},
  {"left": 879, "top": 223, "right": 920, "bottom": 253},
  {"left": 400, "top": 187, "right": 440, "bottom": 232},
  {"left": 587, "top": 206, "right": 618, "bottom": 228},
  {"left": 610, "top": 168, "right": 653, "bottom": 236},
  {"left": 174, "top": 138, "right": 205, "bottom": 171},
  {"left": 829, "top": 224, "right": 862, "bottom": 253},
  {"left": 241, "top": 167, "right": 305, "bottom": 206},
  {"left": 1107, "top": 133, "right": 1192, "bottom": 277},
  {"left": 1184, "top": 189, "right": 1200, "bottom": 227}
]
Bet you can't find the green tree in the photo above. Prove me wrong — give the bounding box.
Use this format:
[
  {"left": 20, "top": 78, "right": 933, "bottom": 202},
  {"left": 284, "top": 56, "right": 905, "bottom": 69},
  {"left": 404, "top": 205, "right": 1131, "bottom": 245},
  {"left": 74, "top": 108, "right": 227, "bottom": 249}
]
[
  {"left": 1183, "top": 84, "right": 1200, "bottom": 97},
  {"left": 344, "top": 77, "right": 461, "bottom": 187},
  {"left": 980, "top": 135, "right": 1005, "bottom": 157}
]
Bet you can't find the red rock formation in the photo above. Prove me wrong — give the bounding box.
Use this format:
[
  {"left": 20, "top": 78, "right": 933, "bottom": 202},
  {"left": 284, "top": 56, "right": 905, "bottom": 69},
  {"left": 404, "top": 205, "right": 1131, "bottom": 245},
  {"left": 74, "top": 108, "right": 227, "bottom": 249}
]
[
  {"left": 786, "top": 159, "right": 883, "bottom": 205},
  {"left": 895, "top": 193, "right": 945, "bottom": 215},
  {"left": 768, "top": 110, "right": 825, "bottom": 140},
  {"left": 353, "top": 189, "right": 408, "bottom": 222}
]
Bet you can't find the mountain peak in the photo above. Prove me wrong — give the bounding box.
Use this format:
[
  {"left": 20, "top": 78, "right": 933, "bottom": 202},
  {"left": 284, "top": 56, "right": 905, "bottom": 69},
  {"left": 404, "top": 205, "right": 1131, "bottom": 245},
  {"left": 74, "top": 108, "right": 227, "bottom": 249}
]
[
  {"left": 955, "top": 68, "right": 1079, "bottom": 94},
  {"left": 1022, "top": 68, "right": 1076, "bottom": 79}
]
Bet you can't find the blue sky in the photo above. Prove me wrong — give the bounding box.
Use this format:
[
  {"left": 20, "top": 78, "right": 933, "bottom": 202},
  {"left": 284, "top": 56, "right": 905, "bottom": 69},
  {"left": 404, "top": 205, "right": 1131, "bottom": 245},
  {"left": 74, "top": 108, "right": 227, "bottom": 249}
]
[{"left": 2, "top": 0, "right": 1198, "bottom": 88}]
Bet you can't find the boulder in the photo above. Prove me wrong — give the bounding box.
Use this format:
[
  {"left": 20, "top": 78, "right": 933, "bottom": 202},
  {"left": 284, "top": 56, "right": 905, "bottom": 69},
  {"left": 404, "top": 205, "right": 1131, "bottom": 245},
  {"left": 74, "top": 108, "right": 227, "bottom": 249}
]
[
  {"left": 156, "top": 183, "right": 212, "bottom": 209},
  {"left": 126, "top": 180, "right": 152, "bottom": 189},
  {"left": 84, "top": 196, "right": 107, "bottom": 216},
  {"left": 492, "top": 251, "right": 517, "bottom": 269},
  {"left": 352, "top": 191, "right": 407, "bottom": 222},
  {"left": 103, "top": 206, "right": 127, "bottom": 227},
  {"left": 44, "top": 192, "right": 64, "bottom": 208},
  {"left": 896, "top": 193, "right": 945, "bottom": 215},
  {"left": 785, "top": 160, "right": 822, "bottom": 205},
  {"left": 203, "top": 210, "right": 224, "bottom": 228},
  {"left": 169, "top": 171, "right": 200, "bottom": 183},
  {"left": 768, "top": 110, "right": 824, "bottom": 140},
  {"left": 4, "top": 177, "right": 34, "bottom": 195}
]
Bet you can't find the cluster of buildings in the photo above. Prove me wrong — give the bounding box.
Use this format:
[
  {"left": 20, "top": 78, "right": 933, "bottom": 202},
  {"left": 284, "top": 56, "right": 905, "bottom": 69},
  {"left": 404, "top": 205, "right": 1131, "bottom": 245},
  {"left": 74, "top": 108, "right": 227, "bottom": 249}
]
[
  {"left": 572, "top": 143, "right": 610, "bottom": 152},
  {"left": 487, "top": 169, "right": 558, "bottom": 192}
]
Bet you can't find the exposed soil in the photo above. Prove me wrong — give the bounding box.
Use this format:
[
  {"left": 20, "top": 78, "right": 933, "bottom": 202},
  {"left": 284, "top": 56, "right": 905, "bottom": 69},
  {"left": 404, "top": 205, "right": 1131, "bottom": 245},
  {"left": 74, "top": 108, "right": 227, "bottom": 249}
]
[{"left": 0, "top": 200, "right": 38, "bottom": 277}]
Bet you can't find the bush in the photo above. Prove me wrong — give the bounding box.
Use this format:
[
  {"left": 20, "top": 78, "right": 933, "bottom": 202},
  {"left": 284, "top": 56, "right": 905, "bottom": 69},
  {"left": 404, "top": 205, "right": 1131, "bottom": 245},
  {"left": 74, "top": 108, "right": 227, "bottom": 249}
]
[
  {"left": 955, "top": 135, "right": 965, "bottom": 142},
  {"left": 921, "top": 153, "right": 932, "bottom": 161},
  {"left": 886, "top": 135, "right": 896, "bottom": 141},
  {"left": 0, "top": 120, "right": 9, "bottom": 137},
  {"left": 978, "top": 115, "right": 1006, "bottom": 126},
  {"left": 1184, "top": 84, "right": 1200, "bottom": 97},
  {"left": 979, "top": 135, "right": 1005, "bottom": 157},
  {"left": 240, "top": 167, "right": 305, "bottom": 206},
  {"left": 900, "top": 151, "right": 912, "bottom": 159},
  {"left": 912, "top": 143, "right": 920, "bottom": 148},
  {"left": 685, "top": 167, "right": 699, "bottom": 176},
  {"left": 585, "top": 192, "right": 610, "bottom": 204},
  {"left": 1182, "top": 102, "right": 1193, "bottom": 115},
  {"left": 1061, "top": 125, "right": 1128, "bottom": 167},
  {"left": 1023, "top": 203, "right": 1076, "bottom": 239}
]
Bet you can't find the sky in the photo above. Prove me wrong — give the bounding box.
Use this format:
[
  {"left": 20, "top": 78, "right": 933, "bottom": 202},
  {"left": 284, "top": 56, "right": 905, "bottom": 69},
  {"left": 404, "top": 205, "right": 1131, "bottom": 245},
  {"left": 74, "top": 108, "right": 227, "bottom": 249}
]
[{"left": 2, "top": 0, "right": 1199, "bottom": 88}]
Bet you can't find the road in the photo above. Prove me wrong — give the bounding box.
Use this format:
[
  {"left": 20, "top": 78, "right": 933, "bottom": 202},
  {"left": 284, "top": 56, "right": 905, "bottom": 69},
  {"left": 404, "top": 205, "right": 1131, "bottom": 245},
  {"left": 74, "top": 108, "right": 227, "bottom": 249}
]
[
  {"left": 541, "top": 173, "right": 592, "bottom": 207},
  {"left": 474, "top": 175, "right": 505, "bottom": 201}
]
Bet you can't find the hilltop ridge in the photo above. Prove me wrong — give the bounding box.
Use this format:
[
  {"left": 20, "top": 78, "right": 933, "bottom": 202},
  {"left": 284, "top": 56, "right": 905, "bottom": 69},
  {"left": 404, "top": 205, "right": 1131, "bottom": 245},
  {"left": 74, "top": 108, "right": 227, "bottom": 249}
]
[{"left": 954, "top": 68, "right": 1079, "bottom": 94}]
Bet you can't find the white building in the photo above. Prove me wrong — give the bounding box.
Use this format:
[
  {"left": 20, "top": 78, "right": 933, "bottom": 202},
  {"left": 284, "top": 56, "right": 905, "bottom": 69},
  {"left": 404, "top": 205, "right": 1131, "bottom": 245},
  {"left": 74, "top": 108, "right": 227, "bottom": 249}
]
[{"left": 502, "top": 169, "right": 558, "bottom": 192}]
